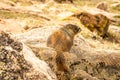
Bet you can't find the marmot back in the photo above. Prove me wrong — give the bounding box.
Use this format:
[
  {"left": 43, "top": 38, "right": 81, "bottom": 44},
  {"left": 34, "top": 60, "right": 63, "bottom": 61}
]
[{"left": 47, "top": 24, "right": 81, "bottom": 72}]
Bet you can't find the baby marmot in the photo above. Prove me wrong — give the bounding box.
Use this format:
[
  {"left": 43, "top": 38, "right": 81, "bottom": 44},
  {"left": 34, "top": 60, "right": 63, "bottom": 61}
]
[
  {"left": 47, "top": 24, "right": 81, "bottom": 72},
  {"left": 73, "top": 12, "right": 110, "bottom": 38}
]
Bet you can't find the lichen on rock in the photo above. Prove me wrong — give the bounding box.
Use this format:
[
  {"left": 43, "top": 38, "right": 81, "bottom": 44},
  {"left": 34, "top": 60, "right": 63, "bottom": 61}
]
[
  {"left": 0, "top": 31, "right": 31, "bottom": 80},
  {"left": 0, "top": 31, "right": 57, "bottom": 80}
]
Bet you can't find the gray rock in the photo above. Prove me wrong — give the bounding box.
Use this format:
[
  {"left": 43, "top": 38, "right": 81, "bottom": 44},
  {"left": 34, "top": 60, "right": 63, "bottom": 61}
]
[{"left": 0, "top": 32, "right": 57, "bottom": 80}]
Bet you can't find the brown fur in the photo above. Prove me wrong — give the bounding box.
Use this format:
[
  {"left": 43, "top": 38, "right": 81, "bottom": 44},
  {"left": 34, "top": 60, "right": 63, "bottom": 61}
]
[
  {"left": 74, "top": 12, "right": 110, "bottom": 38},
  {"left": 47, "top": 24, "right": 81, "bottom": 72}
]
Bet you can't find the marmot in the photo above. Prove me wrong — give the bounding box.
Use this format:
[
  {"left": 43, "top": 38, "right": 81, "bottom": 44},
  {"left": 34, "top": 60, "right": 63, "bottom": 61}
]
[
  {"left": 73, "top": 12, "right": 110, "bottom": 38},
  {"left": 47, "top": 24, "right": 81, "bottom": 72}
]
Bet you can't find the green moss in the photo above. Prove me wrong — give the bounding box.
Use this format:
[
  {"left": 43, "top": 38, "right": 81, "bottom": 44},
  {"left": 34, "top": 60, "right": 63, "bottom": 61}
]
[
  {"left": 117, "top": 23, "right": 120, "bottom": 27},
  {"left": 67, "top": 7, "right": 79, "bottom": 13},
  {"left": 114, "top": 15, "right": 120, "bottom": 27},
  {"left": 19, "top": 1, "right": 33, "bottom": 6},
  {"left": 0, "top": 10, "right": 31, "bottom": 19},
  {"left": 0, "top": 10, "right": 45, "bottom": 27},
  {"left": 112, "top": 6, "right": 120, "bottom": 11},
  {"left": 61, "top": 17, "right": 74, "bottom": 21},
  {"left": 114, "top": 15, "right": 120, "bottom": 18},
  {"left": 10, "top": 0, "right": 18, "bottom": 3}
]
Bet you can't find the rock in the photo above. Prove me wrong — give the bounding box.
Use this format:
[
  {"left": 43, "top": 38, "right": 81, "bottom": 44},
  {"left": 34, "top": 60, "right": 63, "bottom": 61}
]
[
  {"left": 82, "top": 6, "right": 117, "bottom": 19},
  {"left": 70, "top": 50, "right": 120, "bottom": 80},
  {"left": 73, "top": 11, "right": 110, "bottom": 38},
  {"left": 15, "top": 24, "right": 120, "bottom": 56},
  {"left": 14, "top": 25, "right": 120, "bottom": 80},
  {"left": 96, "top": 2, "right": 108, "bottom": 11},
  {"left": 0, "top": 19, "right": 25, "bottom": 34},
  {"left": 35, "top": 44, "right": 120, "bottom": 80},
  {"left": 16, "top": 26, "right": 60, "bottom": 45},
  {"left": 15, "top": 26, "right": 93, "bottom": 54},
  {"left": 23, "top": 44, "right": 57, "bottom": 80},
  {"left": 71, "top": 70, "right": 99, "bottom": 80},
  {"left": 111, "top": 3, "right": 120, "bottom": 10},
  {"left": 0, "top": 32, "right": 57, "bottom": 80},
  {"left": 107, "top": 25, "right": 120, "bottom": 43}
]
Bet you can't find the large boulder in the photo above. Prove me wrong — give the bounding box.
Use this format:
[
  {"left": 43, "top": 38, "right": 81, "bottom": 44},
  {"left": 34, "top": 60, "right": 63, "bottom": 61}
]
[
  {"left": 15, "top": 25, "right": 120, "bottom": 80},
  {"left": 0, "top": 32, "right": 57, "bottom": 80}
]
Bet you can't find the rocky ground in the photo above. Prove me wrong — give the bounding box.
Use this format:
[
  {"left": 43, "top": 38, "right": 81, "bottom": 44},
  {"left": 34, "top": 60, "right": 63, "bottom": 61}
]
[{"left": 0, "top": 0, "right": 120, "bottom": 80}]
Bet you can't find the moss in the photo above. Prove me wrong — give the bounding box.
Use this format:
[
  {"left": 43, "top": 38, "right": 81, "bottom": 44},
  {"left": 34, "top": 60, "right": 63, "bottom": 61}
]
[
  {"left": 112, "top": 6, "right": 120, "bottom": 11},
  {"left": 10, "top": 0, "right": 33, "bottom": 6},
  {"left": 117, "top": 23, "right": 120, "bottom": 27},
  {"left": 0, "top": 10, "right": 46, "bottom": 28},
  {"left": 67, "top": 7, "right": 78, "bottom": 13},
  {"left": 0, "top": 10, "right": 36, "bottom": 19},
  {"left": 10, "top": 0, "right": 18, "bottom": 3},
  {"left": 113, "top": 15, "right": 120, "bottom": 27},
  {"left": 114, "top": 15, "right": 120, "bottom": 18}
]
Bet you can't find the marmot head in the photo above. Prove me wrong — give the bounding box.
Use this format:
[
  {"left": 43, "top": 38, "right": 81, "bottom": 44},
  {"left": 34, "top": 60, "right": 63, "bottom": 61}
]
[{"left": 64, "top": 24, "right": 81, "bottom": 34}]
